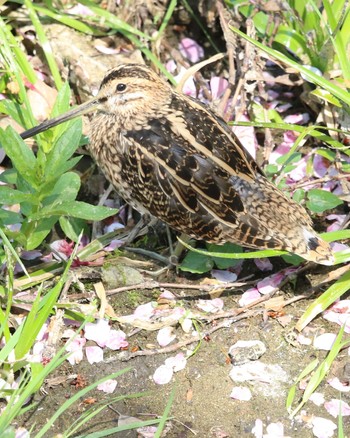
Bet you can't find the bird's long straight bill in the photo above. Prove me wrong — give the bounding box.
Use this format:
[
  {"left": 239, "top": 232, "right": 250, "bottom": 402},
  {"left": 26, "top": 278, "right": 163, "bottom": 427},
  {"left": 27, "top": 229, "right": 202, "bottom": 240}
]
[{"left": 20, "top": 98, "right": 99, "bottom": 140}]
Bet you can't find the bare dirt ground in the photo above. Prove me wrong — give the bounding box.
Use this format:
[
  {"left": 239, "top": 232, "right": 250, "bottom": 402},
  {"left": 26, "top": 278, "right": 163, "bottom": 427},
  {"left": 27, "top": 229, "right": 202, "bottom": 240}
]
[{"left": 22, "top": 264, "right": 349, "bottom": 437}]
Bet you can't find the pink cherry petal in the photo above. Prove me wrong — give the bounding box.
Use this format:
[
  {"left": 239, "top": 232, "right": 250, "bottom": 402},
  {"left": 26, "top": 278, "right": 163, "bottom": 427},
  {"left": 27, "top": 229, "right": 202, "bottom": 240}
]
[
  {"left": 153, "top": 364, "right": 173, "bottom": 385},
  {"left": 327, "top": 377, "right": 350, "bottom": 392},
  {"left": 239, "top": 289, "right": 261, "bottom": 307},
  {"left": 309, "top": 392, "right": 325, "bottom": 406},
  {"left": 86, "top": 346, "right": 104, "bottom": 364},
  {"left": 311, "top": 417, "right": 337, "bottom": 438},
  {"left": 324, "top": 399, "right": 350, "bottom": 418},
  {"left": 313, "top": 333, "right": 337, "bottom": 350},
  {"left": 230, "top": 386, "right": 252, "bottom": 401},
  {"left": 157, "top": 327, "right": 176, "bottom": 347},
  {"left": 105, "top": 329, "right": 128, "bottom": 350},
  {"left": 97, "top": 379, "right": 118, "bottom": 393},
  {"left": 84, "top": 319, "right": 111, "bottom": 347},
  {"left": 179, "top": 38, "right": 204, "bottom": 63}
]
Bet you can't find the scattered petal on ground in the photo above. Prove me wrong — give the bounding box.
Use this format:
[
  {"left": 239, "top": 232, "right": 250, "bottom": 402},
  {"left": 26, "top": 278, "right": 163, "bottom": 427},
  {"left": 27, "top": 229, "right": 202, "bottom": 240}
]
[
  {"left": 136, "top": 425, "right": 158, "bottom": 437},
  {"left": 211, "top": 269, "right": 237, "bottom": 282},
  {"left": 324, "top": 399, "right": 350, "bottom": 418},
  {"left": 313, "top": 154, "right": 330, "bottom": 178},
  {"left": 157, "top": 327, "right": 176, "bottom": 347},
  {"left": 309, "top": 392, "right": 325, "bottom": 406},
  {"left": 133, "top": 302, "right": 157, "bottom": 319},
  {"left": 86, "top": 346, "right": 104, "bottom": 364},
  {"left": 230, "top": 386, "right": 252, "bottom": 401},
  {"left": 231, "top": 114, "right": 258, "bottom": 159},
  {"left": 153, "top": 364, "right": 173, "bottom": 385},
  {"left": 264, "top": 422, "right": 285, "bottom": 437},
  {"left": 179, "top": 37, "right": 204, "bottom": 63},
  {"left": 327, "top": 377, "right": 350, "bottom": 392},
  {"left": 196, "top": 298, "right": 224, "bottom": 313},
  {"left": 84, "top": 319, "right": 110, "bottom": 347},
  {"left": 97, "top": 379, "right": 117, "bottom": 393},
  {"left": 323, "top": 300, "right": 350, "bottom": 333},
  {"left": 165, "top": 353, "right": 187, "bottom": 372},
  {"left": 180, "top": 317, "right": 193, "bottom": 333},
  {"left": 15, "top": 428, "right": 30, "bottom": 438},
  {"left": 105, "top": 329, "right": 128, "bottom": 350},
  {"left": 257, "top": 271, "right": 286, "bottom": 295},
  {"left": 313, "top": 333, "right": 337, "bottom": 350},
  {"left": 159, "top": 290, "right": 176, "bottom": 300},
  {"left": 311, "top": 416, "right": 337, "bottom": 438},
  {"left": 326, "top": 214, "right": 347, "bottom": 232},
  {"left": 254, "top": 258, "right": 273, "bottom": 272},
  {"left": 239, "top": 288, "right": 261, "bottom": 307},
  {"left": 252, "top": 418, "right": 264, "bottom": 438},
  {"left": 297, "top": 333, "right": 312, "bottom": 345},
  {"left": 210, "top": 76, "right": 228, "bottom": 99},
  {"left": 153, "top": 353, "right": 187, "bottom": 384},
  {"left": 66, "top": 336, "right": 86, "bottom": 365}
]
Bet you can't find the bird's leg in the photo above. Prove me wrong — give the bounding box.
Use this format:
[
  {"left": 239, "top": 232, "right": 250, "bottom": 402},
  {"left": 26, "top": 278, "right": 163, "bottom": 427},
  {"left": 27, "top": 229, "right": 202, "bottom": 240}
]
[
  {"left": 122, "top": 214, "right": 157, "bottom": 245},
  {"left": 167, "top": 231, "right": 192, "bottom": 267}
]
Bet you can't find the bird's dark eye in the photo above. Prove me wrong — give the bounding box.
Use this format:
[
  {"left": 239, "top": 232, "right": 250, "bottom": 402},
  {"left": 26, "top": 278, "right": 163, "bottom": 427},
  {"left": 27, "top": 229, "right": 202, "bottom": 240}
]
[{"left": 116, "top": 83, "right": 127, "bottom": 92}]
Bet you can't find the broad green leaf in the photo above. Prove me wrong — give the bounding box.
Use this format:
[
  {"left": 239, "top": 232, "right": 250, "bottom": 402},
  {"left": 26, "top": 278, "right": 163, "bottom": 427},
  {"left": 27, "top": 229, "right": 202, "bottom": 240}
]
[
  {"left": 179, "top": 251, "right": 214, "bottom": 274},
  {"left": 0, "top": 186, "right": 32, "bottom": 205},
  {"left": 0, "top": 168, "right": 17, "bottom": 185},
  {"left": 23, "top": 216, "right": 58, "bottom": 250},
  {"left": 292, "top": 188, "right": 305, "bottom": 204},
  {"left": 306, "top": 189, "right": 343, "bottom": 213},
  {"left": 273, "top": 26, "right": 308, "bottom": 58},
  {"left": 44, "top": 119, "right": 82, "bottom": 177},
  {"left": 30, "top": 201, "right": 117, "bottom": 221},
  {"left": 59, "top": 216, "right": 89, "bottom": 242},
  {"left": 0, "top": 209, "right": 22, "bottom": 226},
  {"left": 42, "top": 171, "right": 81, "bottom": 206},
  {"left": 0, "top": 100, "right": 31, "bottom": 128},
  {"left": 51, "top": 81, "right": 71, "bottom": 117},
  {"left": 0, "top": 127, "right": 37, "bottom": 187},
  {"left": 207, "top": 243, "right": 243, "bottom": 269}
]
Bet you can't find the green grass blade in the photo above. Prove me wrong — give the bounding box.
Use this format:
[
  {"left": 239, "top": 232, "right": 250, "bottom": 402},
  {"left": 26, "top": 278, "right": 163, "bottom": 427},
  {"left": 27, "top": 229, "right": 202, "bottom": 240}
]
[
  {"left": 155, "top": 387, "right": 175, "bottom": 437},
  {"left": 295, "top": 268, "right": 350, "bottom": 331},
  {"left": 229, "top": 26, "right": 350, "bottom": 107},
  {"left": 24, "top": 0, "right": 63, "bottom": 89},
  {"left": 32, "top": 4, "right": 105, "bottom": 36},
  {"left": 290, "top": 325, "right": 348, "bottom": 417}
]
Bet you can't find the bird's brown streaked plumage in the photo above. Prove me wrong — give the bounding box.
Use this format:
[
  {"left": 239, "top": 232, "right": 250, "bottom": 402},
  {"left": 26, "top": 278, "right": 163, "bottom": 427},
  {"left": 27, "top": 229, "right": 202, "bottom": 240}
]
[{"left": 20, "top": 63, "right": 334, "bottom": 265}]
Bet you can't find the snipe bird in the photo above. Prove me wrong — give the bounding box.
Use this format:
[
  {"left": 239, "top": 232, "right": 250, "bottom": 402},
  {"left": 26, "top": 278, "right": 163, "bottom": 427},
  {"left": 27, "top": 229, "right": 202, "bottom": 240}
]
[{"left": 21, "top": 64, "right": 334, "bottom": 265}]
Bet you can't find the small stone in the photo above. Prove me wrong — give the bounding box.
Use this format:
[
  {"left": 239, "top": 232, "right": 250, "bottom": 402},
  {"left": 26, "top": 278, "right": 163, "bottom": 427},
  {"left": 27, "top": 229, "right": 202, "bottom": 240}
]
[
  {"left": 101, "top": 264, "right": 143, "bottom": 288},
  {"left": 228, "top": 340, "right": 266, "bottom": 365}
]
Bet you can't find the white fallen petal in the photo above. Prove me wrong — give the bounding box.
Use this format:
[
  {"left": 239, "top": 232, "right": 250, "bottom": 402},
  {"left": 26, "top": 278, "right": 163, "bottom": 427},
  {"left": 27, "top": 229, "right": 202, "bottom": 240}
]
[
  {"left": 230, "top": 386, "right": 252, "bottom": 401},
  {"left": 97, "top": 379, "right": 117, "bottom": 393},
  {"left": 327, "top": 377, "right": 350, "bottom": 392},
  {"left": 86, "top": 346, "right": 104, "bottom": 364},
  {"left": 309, "top": 392, "right": 325, "bottom": 406},
  {"left": 157, "top": 327, "right": 176, "bottom": 347},
  {"left": 313, "top": 333, "right": 337, "bottom": 350},
  {"left": 324, "top": 399, "right": 350, "bottom": 418},
  {"left": 84, "top": 319, "right": 110, "bottom": 347},
  {"left": 311, "top": 416, "right": 337, "bottom": 438},
  {"left": 153, "top": 364, "right": 173, "bottom": 385}
]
